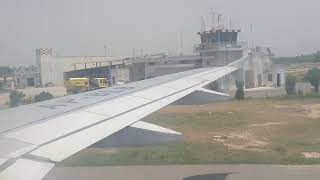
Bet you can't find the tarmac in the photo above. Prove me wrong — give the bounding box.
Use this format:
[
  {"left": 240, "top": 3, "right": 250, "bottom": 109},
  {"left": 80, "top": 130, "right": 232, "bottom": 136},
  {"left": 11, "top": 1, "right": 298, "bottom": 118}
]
[{"left": 45, "top": 165, "right": 320, "bottom": 180}]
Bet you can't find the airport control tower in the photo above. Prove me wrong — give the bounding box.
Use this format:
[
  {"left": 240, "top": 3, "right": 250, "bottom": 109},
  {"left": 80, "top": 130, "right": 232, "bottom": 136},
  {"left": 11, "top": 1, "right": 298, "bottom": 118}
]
[{"left": 194, "top": 15, "right": 247, "bottom": 67}]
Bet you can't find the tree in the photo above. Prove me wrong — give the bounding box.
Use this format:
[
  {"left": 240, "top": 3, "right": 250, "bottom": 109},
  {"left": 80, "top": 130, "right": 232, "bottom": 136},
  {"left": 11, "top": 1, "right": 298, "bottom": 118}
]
[
  {"left": 285, "top": 75, "right": 297, "bottom": 95},
  {"left": 34, "top": 91, "right": 54, "bottom": 102},
  {"left": 0, "top": 81, "right": 4, "bottom": 91},
  {"left": 314, "top": 51, "right": 320, "bottom": 62},
  {"left": 305, "top": 68, "right": 320, "bottom": 92},
  {"left": 68, "top": 86, "right": 81, "bottom": 94},
  {"left": 0, "top": 66, "right": 13, "bottom": 77},
  {"left": 0, "top": 66, "right": 13, "bottom": 83},
  {"left": 235, "top": 80, "right": 245, "bottom": 100},
  {"left": 9, "top": 90, "right": 25, "bottom": 107}
]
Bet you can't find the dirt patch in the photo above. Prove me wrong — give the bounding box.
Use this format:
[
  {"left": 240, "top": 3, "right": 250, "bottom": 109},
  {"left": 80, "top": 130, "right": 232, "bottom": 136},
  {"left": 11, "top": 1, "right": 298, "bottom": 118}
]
[
  {"left": 249, "top": 122, "right": 281, "bottom": 127},
  {"left": 85, "top": 148, "right": 119, "bottom": 155},
  {"left": 210, "top": 131, "right": 268, "bottom": 152},
  {"left": 273, "top": 105, "right": 289, "bottom": 108},
  {"left": 302, "top": 152, "right": 320, "bottom": 159},
  {"left": 160, "top": 101, "right": 244, "bottom": 114},
  {"left": 302, "top": 104, "right": 320, "bottom": 118}
]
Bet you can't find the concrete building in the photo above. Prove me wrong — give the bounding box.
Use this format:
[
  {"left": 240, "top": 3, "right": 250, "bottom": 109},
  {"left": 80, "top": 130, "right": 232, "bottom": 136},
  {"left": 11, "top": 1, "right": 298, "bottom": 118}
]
[
  {"left": 130, "top": 27, "right": 284, "bottom": 92},
  {"left": 36, "top": 48, "right": 129, "bottom": 86},
  {"left": 64, "top": 61, "right": 131, "bottom": 86},
  {"left": 14, "top": 66, "right": 41, "bottom": 88},
  {"left": 130, "top": 54, "right": 202, "bottom": 82},
  {"left": 36, "top": 18, "right": 284, "bottom": 92}
]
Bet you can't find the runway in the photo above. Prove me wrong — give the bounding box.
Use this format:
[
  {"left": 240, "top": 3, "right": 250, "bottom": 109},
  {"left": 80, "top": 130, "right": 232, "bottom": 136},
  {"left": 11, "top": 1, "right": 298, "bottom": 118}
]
[{"left": 45, "top": 165, "right": 320, "bottom": 180}]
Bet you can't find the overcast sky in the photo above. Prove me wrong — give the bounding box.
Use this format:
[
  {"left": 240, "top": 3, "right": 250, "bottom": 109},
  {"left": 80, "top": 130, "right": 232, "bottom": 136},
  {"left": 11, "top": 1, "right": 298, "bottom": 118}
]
[{"left": 0, "top": 0, "right": 319, "bottom": 66}]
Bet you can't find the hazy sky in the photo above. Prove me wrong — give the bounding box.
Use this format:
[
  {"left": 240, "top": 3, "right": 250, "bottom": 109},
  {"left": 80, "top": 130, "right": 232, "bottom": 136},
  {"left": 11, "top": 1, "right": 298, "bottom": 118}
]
[{"left": 0, "top": 0, "right": 319, "bottom": 66}]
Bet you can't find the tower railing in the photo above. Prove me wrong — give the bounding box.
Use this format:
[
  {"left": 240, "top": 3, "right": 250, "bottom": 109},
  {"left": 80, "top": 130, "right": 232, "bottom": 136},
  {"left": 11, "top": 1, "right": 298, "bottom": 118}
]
[{"left": 194, "top": 41, "right": 247, "bottom": 52}]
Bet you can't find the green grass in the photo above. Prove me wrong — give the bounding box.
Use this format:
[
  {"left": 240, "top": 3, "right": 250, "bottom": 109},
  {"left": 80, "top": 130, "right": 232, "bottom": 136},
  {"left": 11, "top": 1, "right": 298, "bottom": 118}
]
[
  {"left": 273, "top": 55, "right": 320, "bottom": 64},
  {"left": 60, "top": 98, "right": 320, "bottom": 166},
  {"left": 60, "top": 142, "right": 320, "bottom": 167},
  {"left": 265, "top": 93, "right": 320, "bottom": 102},
  {"left": 146, "top": 112, "right": 249, "bottom": 132}
]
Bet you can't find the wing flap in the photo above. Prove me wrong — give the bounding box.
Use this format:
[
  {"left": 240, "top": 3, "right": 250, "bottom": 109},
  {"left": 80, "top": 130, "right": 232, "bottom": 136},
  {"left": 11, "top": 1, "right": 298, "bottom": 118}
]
[
  {"left": 131, "top": 121, "right": 181, "bottom": 135},
  {"left": 92, "top": 121, "right": 182, "bottom": 148},
  {"left": 130, "top": 86, "right": 180, "bottom": 100},
  {"left": 85, "top": 95, "right": 151, "bottom": 117},
  {"left": 162, "top": 79, "right": 201, "bottom": 90},
  {"left": 0, "top": 137, "right": 36, "bottom": 158},
  {"left": 197, "top": 88, "right": 230, "bottom": 96},
  {"left": 4, "top": 111, "right": 109, "bottom": 146},
  {"left": 193, "top": 67, "right": 236, "bottom": 81},
  {"left": 0, "top": 159, "right": 54, "bottom": 180}
]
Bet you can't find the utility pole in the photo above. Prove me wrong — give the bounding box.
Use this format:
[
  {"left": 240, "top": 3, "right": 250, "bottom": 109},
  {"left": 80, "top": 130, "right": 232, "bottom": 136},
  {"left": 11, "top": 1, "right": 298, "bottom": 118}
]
[
  {"left": 217, "top": 14, "right": 222, "bottom": 46},
  {"left": 132, "top": 48, "right": 136, "bottom": 59},
  {"left": 180, "top": 31, "right": 183, "bottom": 56},
  {"left": 251, "top": 24, "right": 254, "bottom": 49},
  {"left": 104, "top": 45, "right": 107, "bottom": 57}
]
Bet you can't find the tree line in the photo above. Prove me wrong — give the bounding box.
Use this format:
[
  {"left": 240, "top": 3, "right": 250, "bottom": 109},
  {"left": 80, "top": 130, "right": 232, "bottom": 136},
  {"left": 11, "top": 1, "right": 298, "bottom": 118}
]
[
  {"left": 286, "top": 68, "right": 320, "bottom": 95},
  {"left": 9, "top": 91, "right": 53, "bottom": 107}
]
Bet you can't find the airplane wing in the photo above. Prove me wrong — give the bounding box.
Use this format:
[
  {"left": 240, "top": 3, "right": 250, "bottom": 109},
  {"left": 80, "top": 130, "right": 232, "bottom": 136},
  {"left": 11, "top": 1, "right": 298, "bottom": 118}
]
[{"left": 0, "top": 56, "right": 248, "bottom": 180}]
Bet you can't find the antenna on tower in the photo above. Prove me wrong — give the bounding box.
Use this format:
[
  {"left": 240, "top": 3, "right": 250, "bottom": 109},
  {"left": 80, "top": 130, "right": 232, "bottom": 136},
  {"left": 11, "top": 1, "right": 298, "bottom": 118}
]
[
  {"left": 250, "top": 24, "right": 254, "bottom": 49},
  {"left": 201, "top": 16, "right": 205, "bottom": 33},
  {"left": 217, "top": 14, "right": 223, "bottom": 29},
  {"left": 210, "top": 8, "right": 215, "bottom": 29}
]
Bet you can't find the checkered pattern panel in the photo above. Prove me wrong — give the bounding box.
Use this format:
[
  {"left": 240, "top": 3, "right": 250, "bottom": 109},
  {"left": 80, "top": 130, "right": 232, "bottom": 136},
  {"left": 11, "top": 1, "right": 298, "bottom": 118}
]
[{"left": 36, "top": 48, "right": 54, "bottom": 56}]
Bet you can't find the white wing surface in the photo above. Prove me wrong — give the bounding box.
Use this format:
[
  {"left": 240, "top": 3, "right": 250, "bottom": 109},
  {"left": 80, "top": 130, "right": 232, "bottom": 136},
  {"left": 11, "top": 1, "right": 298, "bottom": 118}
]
[{"left": 0, "top": 56, "right": 248, "bottom": 180}]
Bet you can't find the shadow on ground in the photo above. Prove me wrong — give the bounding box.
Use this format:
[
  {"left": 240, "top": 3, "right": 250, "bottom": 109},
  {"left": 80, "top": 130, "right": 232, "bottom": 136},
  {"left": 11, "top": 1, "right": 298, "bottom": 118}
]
[{"left": 182, "top": 173, "right": 231, "bottom": 180}]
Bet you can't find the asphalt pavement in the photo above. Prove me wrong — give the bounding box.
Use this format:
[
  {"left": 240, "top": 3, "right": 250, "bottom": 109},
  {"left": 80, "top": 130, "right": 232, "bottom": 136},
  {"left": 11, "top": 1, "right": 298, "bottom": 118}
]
[{"left": 45, "top": 165, "right": 320, "bottom": 180}]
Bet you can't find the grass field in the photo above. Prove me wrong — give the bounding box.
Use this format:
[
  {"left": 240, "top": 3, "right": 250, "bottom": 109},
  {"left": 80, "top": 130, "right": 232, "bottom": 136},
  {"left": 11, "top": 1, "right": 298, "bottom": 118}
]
[
  {"left": 60, "top": 97, "right": 320, "bottom": 166},
  {"left": 273, "top": 54, "right": 320, "bottom": 64}
]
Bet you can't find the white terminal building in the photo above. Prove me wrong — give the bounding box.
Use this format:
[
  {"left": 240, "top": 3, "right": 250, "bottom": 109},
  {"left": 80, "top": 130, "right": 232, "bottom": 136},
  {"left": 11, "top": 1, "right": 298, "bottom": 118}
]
[{"left": 36, "top": 48, "right": 130, "bottom": 86}]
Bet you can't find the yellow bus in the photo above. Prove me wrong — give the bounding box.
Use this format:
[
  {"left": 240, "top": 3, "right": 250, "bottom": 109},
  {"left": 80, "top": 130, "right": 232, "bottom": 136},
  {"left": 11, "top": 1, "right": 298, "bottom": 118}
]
[
  {"left": 65, "top": 77, "right": 108, "bottom": 94},
  {"left": 93, "top": 78, "right": 108, "bottom": 88}
]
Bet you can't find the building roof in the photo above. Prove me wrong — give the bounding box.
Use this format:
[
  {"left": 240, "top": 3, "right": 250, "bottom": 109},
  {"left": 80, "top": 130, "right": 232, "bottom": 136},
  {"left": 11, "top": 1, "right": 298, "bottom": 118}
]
[{"left": 15, "top": 66, "right": 39, "bottom": 75}]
